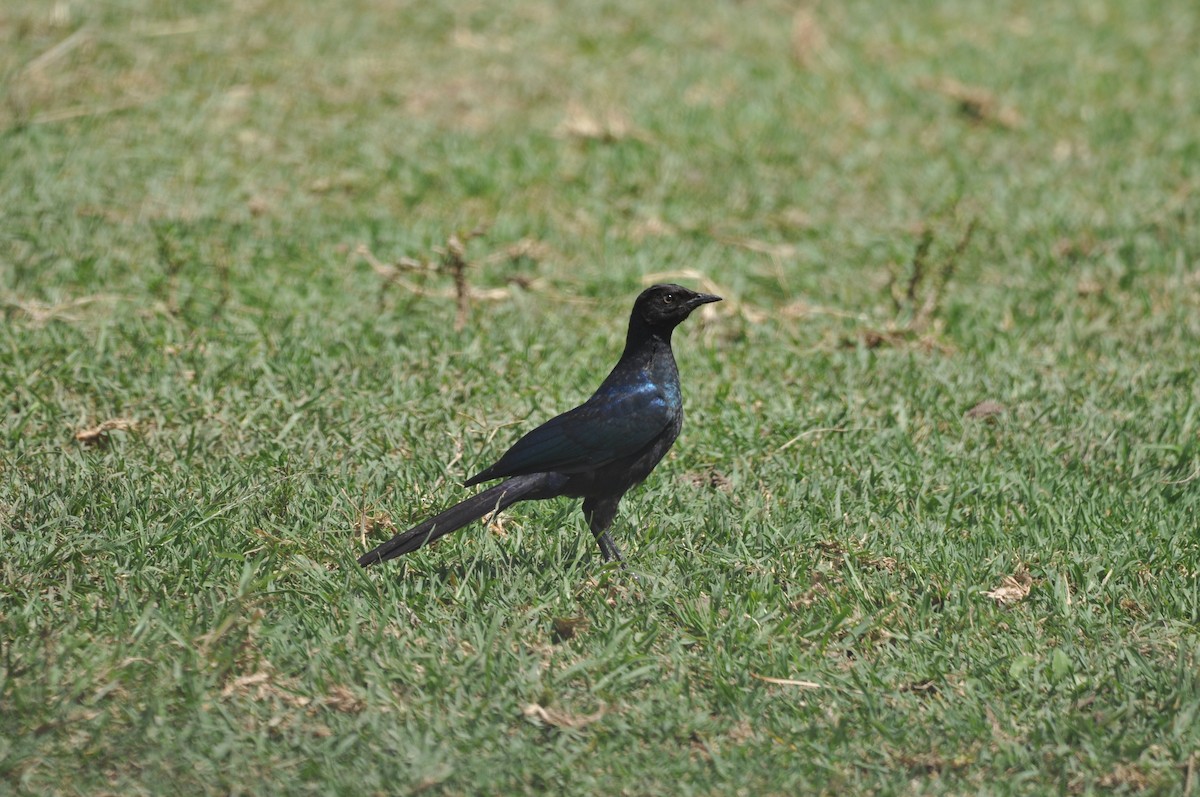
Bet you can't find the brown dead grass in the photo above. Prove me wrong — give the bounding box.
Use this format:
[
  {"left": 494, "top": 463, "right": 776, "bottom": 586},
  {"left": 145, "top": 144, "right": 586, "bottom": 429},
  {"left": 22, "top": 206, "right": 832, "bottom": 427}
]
[
  {"left": 74, "top": 417, "right": 137, "bottom": 447},
  {"left": 556, "top": 101, "right": 642, "bottom": 142},
  {"left": 964, "top": 400, "right": 1006, "bottom": 421},
  {"left": 522, "top": 702, "right": 605, "bottom": 730},
  {"left": 983, "top": 572, "right": 1032, "bottom": 605},
  {"left": 791, "top": 6, "right": 828, "bottom": 68},
  {"left": 681, "top": 468, "right": 733, "bottom": 492},
  {"left": 921, "top": 77, "right": 1023, "bottom": 129}
]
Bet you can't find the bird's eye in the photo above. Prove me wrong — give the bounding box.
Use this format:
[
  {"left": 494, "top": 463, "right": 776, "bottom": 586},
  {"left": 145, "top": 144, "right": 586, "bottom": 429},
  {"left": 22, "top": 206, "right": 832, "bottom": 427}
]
[{"left": 663, "top": 293, "right": 675, "bottom": 304}]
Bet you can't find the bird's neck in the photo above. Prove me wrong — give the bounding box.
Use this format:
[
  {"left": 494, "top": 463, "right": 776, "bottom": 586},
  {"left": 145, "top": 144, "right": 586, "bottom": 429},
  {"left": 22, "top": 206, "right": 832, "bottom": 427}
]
[
  {"left": 624, "top": 314, "right": 672, "bottom": 355},
  {"left": 619, "top": 316, "right": 677, "bottom": 374}
]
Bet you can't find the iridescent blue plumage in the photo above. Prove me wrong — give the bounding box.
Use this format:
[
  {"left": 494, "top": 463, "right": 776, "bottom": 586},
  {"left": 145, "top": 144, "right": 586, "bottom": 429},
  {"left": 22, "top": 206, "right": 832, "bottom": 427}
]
[{"left": 464, "top": 380, "right": 674, "bottom": 482}]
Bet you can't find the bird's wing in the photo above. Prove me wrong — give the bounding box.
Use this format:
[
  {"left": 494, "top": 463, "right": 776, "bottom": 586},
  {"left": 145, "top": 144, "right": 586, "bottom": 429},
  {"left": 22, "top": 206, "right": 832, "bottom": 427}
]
[{"left": 466, "top": 382, "right": 674, "bottom": 483}]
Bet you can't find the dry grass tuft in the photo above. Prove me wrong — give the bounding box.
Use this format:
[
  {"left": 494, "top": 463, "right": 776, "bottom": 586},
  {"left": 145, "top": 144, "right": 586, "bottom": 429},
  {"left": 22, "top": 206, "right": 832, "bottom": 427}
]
[
  {"left": 74, "top": 418, "right": 137, "bottom": 446},
  {"left": 922, "top": 77, "right": 1023, "bottom": 129},
  {"left": 556, "top": 101, "right": 642, "bottom": 142},
  {"left": 522, "top": 702, "right": 605, "bottom": 729},
  {"left": 791, "top": 6, "right": 828, "bottom": 68},
  {"left": 964, "top": 400, "right": 1006, "bottom": 421},
  {"left": 983, "top": 572, "right": 1032, "bottom": 605}
]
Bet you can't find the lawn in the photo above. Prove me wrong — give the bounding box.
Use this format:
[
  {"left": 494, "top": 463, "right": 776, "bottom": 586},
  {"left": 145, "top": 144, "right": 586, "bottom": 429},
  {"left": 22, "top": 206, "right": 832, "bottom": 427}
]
[{"left": 2, "top": 0, "right": 1199, "bottom": 794}]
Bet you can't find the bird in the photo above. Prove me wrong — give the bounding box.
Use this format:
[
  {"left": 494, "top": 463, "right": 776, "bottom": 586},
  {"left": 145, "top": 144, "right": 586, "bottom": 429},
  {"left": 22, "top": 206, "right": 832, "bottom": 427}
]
[{"left": 358, "top": 283, "right": 721, "bottom": 568}]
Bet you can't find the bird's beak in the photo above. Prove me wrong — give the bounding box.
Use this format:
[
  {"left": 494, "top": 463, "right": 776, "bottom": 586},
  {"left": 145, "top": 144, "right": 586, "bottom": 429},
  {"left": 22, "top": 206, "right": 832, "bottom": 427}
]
[{"left": 688, "top": 293, "right": 722, "bottom": 309}]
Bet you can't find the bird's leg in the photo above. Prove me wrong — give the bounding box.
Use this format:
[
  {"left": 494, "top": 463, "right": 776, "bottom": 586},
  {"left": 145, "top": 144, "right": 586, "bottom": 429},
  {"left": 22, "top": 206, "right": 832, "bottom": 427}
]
[
  {"left": 593, "top": 530, "right": 624, "bottom": 563},
  {"left": 589, "top": 504, "right": 644, "bottom": 586},
  {"left": 582, "top": 496, "right": 624, "bottom": 563}
]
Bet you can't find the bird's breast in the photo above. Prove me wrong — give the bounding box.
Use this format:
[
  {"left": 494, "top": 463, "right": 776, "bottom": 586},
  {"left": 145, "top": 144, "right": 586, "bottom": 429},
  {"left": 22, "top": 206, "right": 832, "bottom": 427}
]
[
  {"left": 627, "top": 372, "right": 680, "bottom": 414},
  {"left": 657, "top": 378, "right": 682, "bottom": 413}
]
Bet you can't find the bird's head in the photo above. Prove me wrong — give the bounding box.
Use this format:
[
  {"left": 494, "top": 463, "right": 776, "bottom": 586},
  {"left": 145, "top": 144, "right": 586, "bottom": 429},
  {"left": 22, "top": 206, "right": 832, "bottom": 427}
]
[{"left": 633, "top": 283, "right": 722, "bottom": 331}]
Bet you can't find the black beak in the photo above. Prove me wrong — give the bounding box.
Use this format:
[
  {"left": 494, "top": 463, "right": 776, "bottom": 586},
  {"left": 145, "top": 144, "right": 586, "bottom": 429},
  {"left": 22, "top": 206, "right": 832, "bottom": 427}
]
[{"left": 688, "top": 293, "right": 722, "bottom": 309}]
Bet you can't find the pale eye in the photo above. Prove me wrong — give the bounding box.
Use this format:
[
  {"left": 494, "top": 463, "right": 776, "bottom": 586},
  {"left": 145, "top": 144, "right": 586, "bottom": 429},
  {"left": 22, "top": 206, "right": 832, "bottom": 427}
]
[{"left": 663, "top": 293, "right": 675, "bottom": 304}]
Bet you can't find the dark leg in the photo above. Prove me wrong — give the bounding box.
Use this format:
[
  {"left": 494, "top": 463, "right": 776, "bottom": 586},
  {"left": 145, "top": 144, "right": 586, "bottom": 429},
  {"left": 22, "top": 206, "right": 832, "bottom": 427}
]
[
  {"left": 582, "top": 496, "right": 624, "bottom": 563},
  {"left": 594, "top": 531, "right": 624, "bottom": 563}
]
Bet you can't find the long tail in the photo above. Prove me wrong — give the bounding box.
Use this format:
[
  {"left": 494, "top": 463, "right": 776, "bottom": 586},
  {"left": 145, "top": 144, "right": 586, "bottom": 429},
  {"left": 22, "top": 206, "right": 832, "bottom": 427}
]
[{"left": 357, "top": 473, "right": 564, "bottom": 567}]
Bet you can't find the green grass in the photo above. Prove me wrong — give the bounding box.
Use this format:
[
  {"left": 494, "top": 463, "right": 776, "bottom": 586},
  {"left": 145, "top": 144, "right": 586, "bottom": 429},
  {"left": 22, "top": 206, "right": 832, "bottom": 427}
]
[{"left": 3, "top": 0, "right": 1199, "bottom": 794}]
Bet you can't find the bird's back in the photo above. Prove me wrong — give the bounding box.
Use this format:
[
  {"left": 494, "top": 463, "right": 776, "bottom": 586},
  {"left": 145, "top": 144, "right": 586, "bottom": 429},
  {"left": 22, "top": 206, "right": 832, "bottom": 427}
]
[{"left": 465, "top": 335, "right": 683, "bottom": 487}]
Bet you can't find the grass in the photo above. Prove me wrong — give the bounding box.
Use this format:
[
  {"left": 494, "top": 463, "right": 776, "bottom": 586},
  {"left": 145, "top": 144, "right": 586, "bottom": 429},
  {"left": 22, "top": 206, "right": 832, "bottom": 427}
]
[{"left": 2, "top": 0, "right": 1199, "bottom": 794}]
